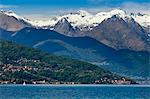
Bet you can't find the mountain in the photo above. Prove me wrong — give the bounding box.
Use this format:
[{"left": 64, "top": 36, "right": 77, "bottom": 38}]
[
  {"left": 52, "top": 10, "right": 150, "bottom": 51},
  {"left": 54, "top": 18, "right": 79, "bottom": 36},
  {"left": 0, "top": 28, "right": 13, "bottom": 40},
  {"left": 51, "top": 9, "right": 150, "bottom": 32},
  {"left": 89, "top": 15, "right": 150, "bottom": 51},
  {"left": 0, "top": 27, "right": 149, "bottom": 82},
  {"left": 131, "top": 13, "right": 150, "bottom": 30},
  {"left": 1, "top": 9, "right": 150, "bottom": 51},
  {"left": 0, "top": 10, "right": 149, "bottom": 83},
  {"left": 54, "top": 9, "right": 128, "bottom": 31},
  {"left": 98, "top": 49, "right": 150, "bottom": 81},
  {"left": 3, "top": 27, "right": 115, "bottom": 62},
  {"left": 2, "top": 9, "right": 150, "bottom": 32},
  {"left": 0, "top": 11, "right": 32, "bottom": 31},
  {"left": 0, "top": 40, "right": 135, "bottom": 84}
]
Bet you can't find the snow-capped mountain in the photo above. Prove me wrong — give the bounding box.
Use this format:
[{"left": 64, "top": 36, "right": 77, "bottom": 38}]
[
  {"left": 48, "top": 9, "right": 132, "bottom": 31},
  {"left": 38, "top": 9, "right": 149, "bottom": 32},
  {"left": 131, "top": 13, "right": 150, "bottom": 28},
  {"left": 0, "top": 9, "right": 149, "bottom": 82},
  {"left": 53, "top": 18, "right": 79, "bottom": 36},
  {"left": 0, "top": 9, "right": 150, "bottom": 51},
  {"left": 131, "top": 13, "right": 150, "bottom": 34},
  {"left": 1, "top": 9, "right": 150, "bottom": 31},
  {"left": 57, "top": 9, "right": 131, "bottom": 30},
  {"left": 0, "top": 10, "right": 33, "bottom": 31},
  {"left": 89, "top": 15, "right": 150, "bottom": 51},
  {"left": 52, "top": 9, "right": 150, "bottom": 51}
]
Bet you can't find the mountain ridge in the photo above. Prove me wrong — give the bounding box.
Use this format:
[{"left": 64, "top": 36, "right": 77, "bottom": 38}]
[
  {"left": 0, "top": 27, "right": 149, "bottom": 81},
  {"left": 1, "top": 9, "right": 150, "bottom": 31},
  {"left": 1, "top": 9, "right": 149, "bottom": 51},
  {"left": 0, "top": 40, "right": 137, "bottom": 84}
]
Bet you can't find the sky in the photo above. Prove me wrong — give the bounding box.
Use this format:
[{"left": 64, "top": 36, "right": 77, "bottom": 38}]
[{"left": 0, "top": 0, "right": 150, "bottom": 20}]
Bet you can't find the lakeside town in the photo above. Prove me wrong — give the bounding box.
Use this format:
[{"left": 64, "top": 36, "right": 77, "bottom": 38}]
[{"left": 0, "top": 58, "right": 133, "bottom": 85}]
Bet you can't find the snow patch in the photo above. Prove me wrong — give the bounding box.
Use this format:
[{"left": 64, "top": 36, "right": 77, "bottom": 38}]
[{"left": 1, "top": 9, "right": 150, "bottom": 30}]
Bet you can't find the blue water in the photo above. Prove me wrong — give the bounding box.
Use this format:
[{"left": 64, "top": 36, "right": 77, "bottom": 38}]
[{"left": 0, "top": 85, "right": 150, "bottom": 99}]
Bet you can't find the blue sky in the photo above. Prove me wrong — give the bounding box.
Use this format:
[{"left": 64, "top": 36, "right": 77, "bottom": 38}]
[
  {"left": 0, "top": 0, "right": 150, "bottom": 20},
  {"left": 1, "top": 0, "right": 149, "bottom": 6}
]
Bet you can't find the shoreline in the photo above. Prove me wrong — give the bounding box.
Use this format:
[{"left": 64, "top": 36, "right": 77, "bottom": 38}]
[{"left": 0, "top": 84, "right": 150, "bottom": 87}]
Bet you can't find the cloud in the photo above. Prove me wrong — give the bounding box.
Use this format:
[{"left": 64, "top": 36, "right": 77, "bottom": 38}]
[
  {"left": 88, "top": 0, "right": 150, "bottom": 8},
  {"left": 0, "top": 4, "right": 17, "bottom": 8},
  {"left": 120, "top": 2, "right": 150, "bottom": 14},
  {"left": 87, "top": 1, "right": 150, "bottom": 14},
  {"left": 23, "top": 3, "right": 150, "bottom": 21},
  {"left": 1, "top": 0, "right": 149, "bottom": 20},
  {"left": 22, "top": 14, "right": 51, "bottom": 21}
]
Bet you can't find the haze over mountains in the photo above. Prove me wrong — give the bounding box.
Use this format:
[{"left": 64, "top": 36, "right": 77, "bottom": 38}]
[
  {"left": 0, "top": 27, "right": 149, "bottom": 81},
  {"left": 0, "top": 9, "right": 150, "bottom": 83}
]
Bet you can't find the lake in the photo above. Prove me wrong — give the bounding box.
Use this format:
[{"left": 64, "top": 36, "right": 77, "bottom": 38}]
[{"left": 0, "top": 85, "right": 150, "bottom": 99}]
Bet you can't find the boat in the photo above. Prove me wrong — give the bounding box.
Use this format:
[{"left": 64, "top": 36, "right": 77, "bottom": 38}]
[{"left": 23, "top": 82, "right": 26, "bottom": 85}]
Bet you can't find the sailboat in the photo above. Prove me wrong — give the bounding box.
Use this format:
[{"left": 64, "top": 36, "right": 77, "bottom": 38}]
[{"left": 23, "top": 82, "right": 26, "bottom": 85}]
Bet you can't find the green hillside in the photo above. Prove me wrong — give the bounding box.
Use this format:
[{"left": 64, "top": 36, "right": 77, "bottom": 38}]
[{"left": 0, "top": 40, "right": 135, "bottom": 84}]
